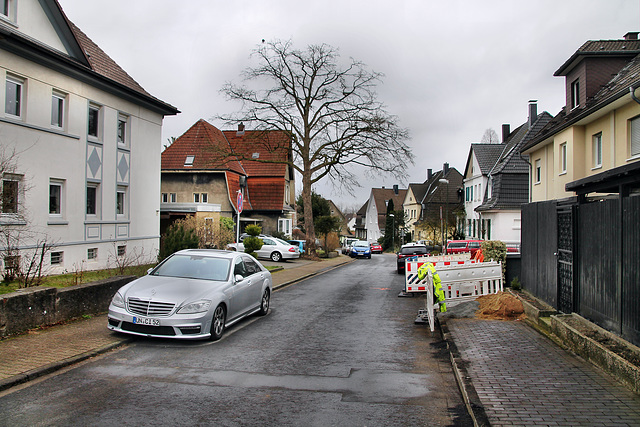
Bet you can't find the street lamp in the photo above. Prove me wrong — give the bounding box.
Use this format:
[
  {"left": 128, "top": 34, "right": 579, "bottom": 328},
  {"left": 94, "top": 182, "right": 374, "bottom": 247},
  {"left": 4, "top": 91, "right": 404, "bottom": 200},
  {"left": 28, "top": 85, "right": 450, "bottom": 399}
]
[
  {"left": 389, "top": 213, "right": 395, "bottom": 252},
  {"left": 439, "top": 178, "right": 449, "bottom": 254}
]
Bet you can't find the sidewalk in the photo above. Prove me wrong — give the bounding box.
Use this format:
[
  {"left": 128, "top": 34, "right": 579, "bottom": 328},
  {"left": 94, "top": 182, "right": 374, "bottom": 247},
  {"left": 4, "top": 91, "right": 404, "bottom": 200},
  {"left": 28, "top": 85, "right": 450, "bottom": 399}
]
[
  {"left": 0, "top": 255, "right": 352, "bottom": 392},
  {"left": 440, "top": 301, "right": 640, "bottom": 426}
]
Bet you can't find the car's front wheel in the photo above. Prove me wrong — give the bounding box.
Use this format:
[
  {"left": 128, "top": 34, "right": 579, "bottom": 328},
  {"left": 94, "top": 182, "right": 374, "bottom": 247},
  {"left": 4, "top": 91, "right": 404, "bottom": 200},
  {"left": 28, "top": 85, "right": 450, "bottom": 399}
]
[
  {"left": 258, "top": 289, "right": 270, "bottom": 316},
  {"left": 270, "top": 251, "right": 282, "bottom": 262},
  {"left": 210, "top": 304, "right": 226, "bottom": 341}
]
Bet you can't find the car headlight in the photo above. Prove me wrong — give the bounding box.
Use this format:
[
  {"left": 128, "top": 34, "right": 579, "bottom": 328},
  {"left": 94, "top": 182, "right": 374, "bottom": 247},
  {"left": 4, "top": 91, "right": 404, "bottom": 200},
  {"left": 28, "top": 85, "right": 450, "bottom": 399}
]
[
  {"left": 177, "top": 300, "right": 212, "bottom": 314},
  {"left": 111, "top": 292, "right": 125, "bottom": 308}
]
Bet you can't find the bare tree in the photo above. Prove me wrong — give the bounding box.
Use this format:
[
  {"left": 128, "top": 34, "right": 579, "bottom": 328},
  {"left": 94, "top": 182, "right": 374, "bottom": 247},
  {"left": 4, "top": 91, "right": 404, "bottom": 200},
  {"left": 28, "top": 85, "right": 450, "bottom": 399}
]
[
  {"left": 481, "top": 128, "right": 500, "bottom": 143},
  {"left": 218, "top": 39, "right": 413, "bottom": 256}
]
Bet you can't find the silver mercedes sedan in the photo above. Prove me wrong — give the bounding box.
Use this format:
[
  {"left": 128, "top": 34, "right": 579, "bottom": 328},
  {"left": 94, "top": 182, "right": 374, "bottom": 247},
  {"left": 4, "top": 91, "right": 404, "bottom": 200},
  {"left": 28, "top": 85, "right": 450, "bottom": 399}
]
[{"left": 107, "top": 249, "right": 272, "bottom": 340}]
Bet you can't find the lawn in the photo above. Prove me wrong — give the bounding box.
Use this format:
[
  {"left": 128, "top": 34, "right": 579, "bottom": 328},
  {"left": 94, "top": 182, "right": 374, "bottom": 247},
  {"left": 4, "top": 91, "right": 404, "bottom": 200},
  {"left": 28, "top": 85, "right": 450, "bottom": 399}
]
[{"left": 0, "top": 264, "right": 154, "bottom": 295}]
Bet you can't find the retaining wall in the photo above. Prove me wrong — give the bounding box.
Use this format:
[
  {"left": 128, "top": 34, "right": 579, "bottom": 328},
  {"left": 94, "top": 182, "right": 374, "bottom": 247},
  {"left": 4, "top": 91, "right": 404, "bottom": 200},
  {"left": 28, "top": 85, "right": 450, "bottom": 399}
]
[{"left": 0, "top": 276, "right": 135, "bottom": 337}]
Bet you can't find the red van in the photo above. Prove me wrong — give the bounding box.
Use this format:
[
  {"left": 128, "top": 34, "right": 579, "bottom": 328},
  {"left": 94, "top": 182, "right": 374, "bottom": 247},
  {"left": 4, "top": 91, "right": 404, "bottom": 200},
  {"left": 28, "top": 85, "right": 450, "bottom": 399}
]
[{"left": 446, "top": 240, "right": 482, "bottom": 256}]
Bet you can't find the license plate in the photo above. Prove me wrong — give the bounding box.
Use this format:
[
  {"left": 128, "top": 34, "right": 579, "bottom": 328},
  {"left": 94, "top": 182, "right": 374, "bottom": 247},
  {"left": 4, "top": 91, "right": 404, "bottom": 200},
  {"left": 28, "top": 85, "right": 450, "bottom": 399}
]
[{"left": 133, "top": 317, "right": 160, "bottom": 326}]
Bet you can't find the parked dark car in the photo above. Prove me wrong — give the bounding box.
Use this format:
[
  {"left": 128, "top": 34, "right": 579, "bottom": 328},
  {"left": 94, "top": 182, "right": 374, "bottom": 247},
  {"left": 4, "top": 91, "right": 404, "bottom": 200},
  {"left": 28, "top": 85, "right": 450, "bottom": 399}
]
[{"left": 396, "top": 243, "right": 429, "bottom": 273}]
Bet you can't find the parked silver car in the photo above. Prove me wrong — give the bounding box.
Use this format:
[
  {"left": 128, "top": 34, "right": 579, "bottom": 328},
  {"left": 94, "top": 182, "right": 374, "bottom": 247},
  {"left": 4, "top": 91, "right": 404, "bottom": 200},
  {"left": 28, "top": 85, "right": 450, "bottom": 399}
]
[
  {"left": 227, "top": 236, "right": 300, "bottom": 262},
  {"left": 107, "top": 249, "right": 272, "bottom": 340}
]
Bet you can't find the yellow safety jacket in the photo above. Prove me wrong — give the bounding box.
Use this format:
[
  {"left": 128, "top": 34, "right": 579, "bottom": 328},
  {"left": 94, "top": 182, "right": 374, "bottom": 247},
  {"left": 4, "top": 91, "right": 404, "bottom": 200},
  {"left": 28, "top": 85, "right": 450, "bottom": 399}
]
[{"left": 417, "top": 262, "right": 447, "bottom": 312}]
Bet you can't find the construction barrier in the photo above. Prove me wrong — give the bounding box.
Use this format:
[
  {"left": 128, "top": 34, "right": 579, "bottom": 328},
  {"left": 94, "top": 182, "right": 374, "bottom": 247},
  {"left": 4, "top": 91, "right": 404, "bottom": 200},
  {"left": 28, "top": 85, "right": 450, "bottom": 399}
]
[{"left": 405, "top": 257, "right": 503, "bottom": 332}]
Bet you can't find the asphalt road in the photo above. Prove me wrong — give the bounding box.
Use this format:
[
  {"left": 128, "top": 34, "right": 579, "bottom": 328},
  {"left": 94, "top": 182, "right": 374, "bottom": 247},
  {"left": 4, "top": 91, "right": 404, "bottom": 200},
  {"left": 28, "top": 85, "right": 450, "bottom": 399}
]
[{"left": 0, "top": 254, "right": 471, "bottom": 426}]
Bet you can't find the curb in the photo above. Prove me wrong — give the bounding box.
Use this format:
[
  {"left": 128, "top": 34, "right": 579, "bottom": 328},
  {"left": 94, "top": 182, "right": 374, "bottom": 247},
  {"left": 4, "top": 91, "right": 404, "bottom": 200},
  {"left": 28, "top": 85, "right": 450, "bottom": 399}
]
[
  {"left": 0, "top": 338, "right": 132, "bottom": 393},
  {"left": 273, "top": 258, "right": 354, "bottom": 290},
  {"left": 438, "top": 315, "right": 491, "bottom": 427}
]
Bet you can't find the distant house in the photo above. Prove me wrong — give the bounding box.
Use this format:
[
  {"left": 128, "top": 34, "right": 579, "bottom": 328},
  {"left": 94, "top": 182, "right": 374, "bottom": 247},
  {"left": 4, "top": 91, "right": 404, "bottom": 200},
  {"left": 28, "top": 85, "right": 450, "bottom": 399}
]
[
  {"left": 327, "top": 199, "right": 351, "bottom": 238},
  {"left": 466, "top": 101, "right": 553, "bottom": 250},
  {"left": 160, "top": 120, "right": 295, "bottom": 238},
  {"left": 361, "top": 186, "right": 407, "bottom": 243},
  {"left": 413, "top": 164, "right": 463, "bottom": 246},
  {"left": 0, "top": 0, "right": 178, "bottom": 275}
]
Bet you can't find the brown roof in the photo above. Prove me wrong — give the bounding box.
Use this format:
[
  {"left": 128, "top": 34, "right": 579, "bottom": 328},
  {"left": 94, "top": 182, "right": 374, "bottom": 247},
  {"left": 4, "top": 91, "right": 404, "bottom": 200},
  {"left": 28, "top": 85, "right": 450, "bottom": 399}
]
[{"left": 162, "top": 120, "right": 291, "bottom": 212}]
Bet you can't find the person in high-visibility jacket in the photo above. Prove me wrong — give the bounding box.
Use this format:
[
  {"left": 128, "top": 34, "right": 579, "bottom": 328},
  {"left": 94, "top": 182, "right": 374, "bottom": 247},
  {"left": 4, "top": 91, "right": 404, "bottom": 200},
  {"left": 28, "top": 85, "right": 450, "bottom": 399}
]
[{"left": 417, "top": 262, "right": 447, "bottom": 312}]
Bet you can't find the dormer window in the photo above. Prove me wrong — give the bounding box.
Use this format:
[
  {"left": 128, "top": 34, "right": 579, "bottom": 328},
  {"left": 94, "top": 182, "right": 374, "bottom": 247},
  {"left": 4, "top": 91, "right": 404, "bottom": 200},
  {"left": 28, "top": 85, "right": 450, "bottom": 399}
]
[
  {"left": 184, "top": 155, "right": 195, "bottom": 167},
  {"left": 252, "top": 152, "right": 259, "bottom": 159},
  {"left": 571, "top": 79, "right": 580, "bottom": 109}
]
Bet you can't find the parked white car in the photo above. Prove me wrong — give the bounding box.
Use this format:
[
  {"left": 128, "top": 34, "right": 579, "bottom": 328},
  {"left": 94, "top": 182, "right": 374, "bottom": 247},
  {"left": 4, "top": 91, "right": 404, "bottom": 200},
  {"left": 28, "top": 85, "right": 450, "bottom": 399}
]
[{"left": 228, "top": 236, "right": 300, "bottom": 262}]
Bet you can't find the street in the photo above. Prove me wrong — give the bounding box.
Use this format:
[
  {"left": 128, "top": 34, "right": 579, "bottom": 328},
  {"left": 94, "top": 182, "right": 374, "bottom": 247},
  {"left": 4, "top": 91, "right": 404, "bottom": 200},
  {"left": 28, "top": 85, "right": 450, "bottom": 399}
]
[{"left": 0, "top": 254, "right": 472, "bottom": 426}]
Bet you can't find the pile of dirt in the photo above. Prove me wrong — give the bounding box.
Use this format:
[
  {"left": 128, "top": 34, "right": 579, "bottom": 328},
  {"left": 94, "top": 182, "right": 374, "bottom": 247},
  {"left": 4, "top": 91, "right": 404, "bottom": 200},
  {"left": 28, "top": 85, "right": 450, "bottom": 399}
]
[{"left": 475, "top": 292, "right": 525, "bottom": 321}]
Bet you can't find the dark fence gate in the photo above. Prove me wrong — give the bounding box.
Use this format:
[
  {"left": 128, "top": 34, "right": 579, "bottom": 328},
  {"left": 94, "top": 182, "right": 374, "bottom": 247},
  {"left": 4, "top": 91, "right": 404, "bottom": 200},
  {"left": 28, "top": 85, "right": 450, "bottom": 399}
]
[{"left": 522, "top": 194, "right": 640, "bottom": 347}]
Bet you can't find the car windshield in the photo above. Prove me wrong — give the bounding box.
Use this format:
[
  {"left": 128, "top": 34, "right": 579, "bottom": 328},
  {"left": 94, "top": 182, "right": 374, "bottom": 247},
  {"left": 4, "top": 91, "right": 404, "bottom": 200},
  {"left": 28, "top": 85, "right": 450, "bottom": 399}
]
[
  {"left": 400, "top": 246, "right": 427, "bottom": 255},
  {"left": 152, "top": 254, "right": 231, "bottom": 281},
  {"left": 354, "top": 241, "right": 369, "bottom": 247}
]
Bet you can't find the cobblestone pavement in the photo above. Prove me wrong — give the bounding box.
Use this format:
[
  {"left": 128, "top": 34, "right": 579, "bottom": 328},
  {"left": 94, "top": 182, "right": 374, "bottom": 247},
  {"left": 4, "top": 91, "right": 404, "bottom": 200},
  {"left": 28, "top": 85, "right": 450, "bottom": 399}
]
[{"left": 446, "top": 318, "right": 640, "bottom": 426}]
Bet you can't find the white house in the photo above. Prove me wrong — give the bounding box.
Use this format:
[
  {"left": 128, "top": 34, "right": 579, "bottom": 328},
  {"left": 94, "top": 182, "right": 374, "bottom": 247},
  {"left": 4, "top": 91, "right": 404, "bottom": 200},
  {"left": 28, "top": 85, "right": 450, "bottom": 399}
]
[{"left": 0, "top": 0, "right": 178, "bottom": 276}]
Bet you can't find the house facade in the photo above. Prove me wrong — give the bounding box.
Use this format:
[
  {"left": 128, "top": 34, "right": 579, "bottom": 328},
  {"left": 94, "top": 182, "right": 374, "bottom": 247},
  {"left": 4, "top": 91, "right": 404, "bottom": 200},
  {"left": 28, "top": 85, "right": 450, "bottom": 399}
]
[
  {"left": 0, "top": 0, "right": 178, "bottom": 275},
  {"left": 522, "top": 33, "right": 640, "bottom": 201},
  {"left": 161, "top": 120, "right": 295, "bottom": 238},
  {"left": 471, "top": 102, "right": 553, "bottom": 250},
  {"left": 519, "top": 33, "right": 640, "bottom": 346}
]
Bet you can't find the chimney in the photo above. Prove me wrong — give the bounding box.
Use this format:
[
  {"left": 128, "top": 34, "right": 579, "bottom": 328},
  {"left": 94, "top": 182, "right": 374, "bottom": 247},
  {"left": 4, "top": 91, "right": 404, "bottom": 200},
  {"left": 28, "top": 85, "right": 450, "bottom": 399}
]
[
  {"left": 528, "top": 100, "right": 537, "bottom": 129},
  {"left": 443, "top": 162, "right": 449, "bottom": 176},
  {"left": 502, "top": 124, "right": 510, "bottom": 143},
  {"left": 624, "top": 32, "right": 639, "bottom": 40},
  {"left": 393, "top": 184, "right": 399, "bottom": 195},
  {"left": 427, "top": 168, "right": 433, "bottom": 180},
  {"left": 237, "top": 122, "right": 245, "bottom": 136}
]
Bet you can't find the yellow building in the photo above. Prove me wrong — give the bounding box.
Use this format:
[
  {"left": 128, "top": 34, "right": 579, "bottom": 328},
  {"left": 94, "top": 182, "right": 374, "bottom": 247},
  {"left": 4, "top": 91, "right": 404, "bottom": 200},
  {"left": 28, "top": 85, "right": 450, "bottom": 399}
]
[{"left": 522, "top": 33, "right": 640, "bottom": 200}]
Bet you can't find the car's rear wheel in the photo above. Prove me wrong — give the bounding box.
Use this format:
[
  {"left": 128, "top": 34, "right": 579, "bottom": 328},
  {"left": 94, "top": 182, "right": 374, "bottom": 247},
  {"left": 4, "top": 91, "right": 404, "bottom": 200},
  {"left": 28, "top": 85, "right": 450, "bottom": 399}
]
[
  {"left": 210, "top": 304, "right": 226, "bottom": 341},
  {"left": 270, "top": 251, "right": 282, "bottom": 262},
  {"left": 258, "top": 289, "right": 270, "bottom": 316}
]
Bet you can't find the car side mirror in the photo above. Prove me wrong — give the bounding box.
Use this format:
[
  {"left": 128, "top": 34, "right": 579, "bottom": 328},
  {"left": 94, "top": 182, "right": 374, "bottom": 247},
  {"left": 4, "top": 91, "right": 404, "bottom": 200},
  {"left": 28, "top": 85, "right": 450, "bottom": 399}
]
[
  {"left": 147, "top": 268, "right": 153, "bottom": 275},
  {"left": 235, "top": 274, "right": 244, "bottom": 282}
]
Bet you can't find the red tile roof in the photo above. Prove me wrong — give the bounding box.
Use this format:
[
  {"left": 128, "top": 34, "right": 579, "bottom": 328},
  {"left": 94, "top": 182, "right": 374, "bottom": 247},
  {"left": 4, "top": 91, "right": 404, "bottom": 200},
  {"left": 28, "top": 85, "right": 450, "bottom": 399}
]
[{"left": 162, "top": 120, "right": 291, "bottom": 212}]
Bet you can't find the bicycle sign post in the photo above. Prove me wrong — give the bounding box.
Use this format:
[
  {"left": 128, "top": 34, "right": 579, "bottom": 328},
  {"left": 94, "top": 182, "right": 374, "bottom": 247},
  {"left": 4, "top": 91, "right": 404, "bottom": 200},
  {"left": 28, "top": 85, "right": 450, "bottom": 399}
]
[{"left": 236, "top": 191, "right": 243, "bottom": 243}]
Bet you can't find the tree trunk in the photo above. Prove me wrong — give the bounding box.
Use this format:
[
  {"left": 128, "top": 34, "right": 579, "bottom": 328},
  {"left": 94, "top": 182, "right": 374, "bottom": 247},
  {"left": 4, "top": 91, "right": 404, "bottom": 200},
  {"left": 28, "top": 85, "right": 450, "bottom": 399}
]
[{"left": 301, "top": 169, "right": 317, "bottom": 257}]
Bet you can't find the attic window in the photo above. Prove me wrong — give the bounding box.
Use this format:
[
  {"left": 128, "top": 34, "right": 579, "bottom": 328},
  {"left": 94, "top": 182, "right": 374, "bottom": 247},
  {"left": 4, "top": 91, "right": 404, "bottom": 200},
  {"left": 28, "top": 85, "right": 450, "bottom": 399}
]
[
  {"left": 184, "top": 155, "right": 195, "bottom": 167},
  {"left": 571, "top": 79, "right": 580, "bottom": 109},
  {"left": 252, "top": 152, "right": 260, "bottom": 159}
]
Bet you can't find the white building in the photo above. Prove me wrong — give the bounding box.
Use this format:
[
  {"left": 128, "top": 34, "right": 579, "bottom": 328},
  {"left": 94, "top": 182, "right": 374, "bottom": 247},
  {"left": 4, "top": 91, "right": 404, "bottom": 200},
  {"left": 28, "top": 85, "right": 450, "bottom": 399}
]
[{"left": 0, "top": 0, "right": 178, "bottom": 276}]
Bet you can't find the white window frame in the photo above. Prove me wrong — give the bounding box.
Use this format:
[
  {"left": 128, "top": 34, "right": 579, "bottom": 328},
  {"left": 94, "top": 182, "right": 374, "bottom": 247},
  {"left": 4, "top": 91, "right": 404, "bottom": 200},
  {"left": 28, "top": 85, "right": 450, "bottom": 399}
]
[
  {"left": 117, "top": 245, "right": 126, "bottom": 257},
  {"left": 560, "top": 143, "right": 567, "bottom": 174},
  {"left": 184, "top": 155, "right": 195, "bottom": 167},
  {"left": 51, "top": 90, "right": 66, "bottom": 129},
  {"left": 117, "top": 113, "right": 129, "bottom": 146},
  {"left": 0, "top": 0, "right": 15, "bottom": 21},
  {"left": 116, "top": 186, "right": 127, "bottom": 217},
  {"left": 161, "top": 193, "right": 168, "bottom": 203},
  {"left": 535, "top": 159, "right": 541, "bottom": 184},
  {"left": 1, "top": 175, "right": 20, "bottom": 215},
  {"left": 5, "top": 75, "right": 23, "bottom": 118},
  {"left": 86, "top": 183, "right": 100, "bottom": 217},
  {"left": 87, "top": 248, "right": 98, "bottom": 260},
  {"left": 87, "top": 103, "right": 101, "bottom": 140},
  {"left": 278, "top": 218, "right": 292, "bottom": 237},
  {"left": 49, "top": 179, "right": 65, "bottom": 218},
  {"left": 201, "top": 193, "right": 208, "bottom": 203},
  {"left": 50, "top": 251, "right": 63, "bottom": 265},
  {"left": 170, "top": 193, "right": 176, "bottom": 203},
  {"left": 193, "top": 193, "right": 200, "bottom": 203},
  {"left": 571, "top": 79, "right": 580, "bottom": 110},
  {"left": 593, "top": 133, "right": 603, "bottom": 169}
]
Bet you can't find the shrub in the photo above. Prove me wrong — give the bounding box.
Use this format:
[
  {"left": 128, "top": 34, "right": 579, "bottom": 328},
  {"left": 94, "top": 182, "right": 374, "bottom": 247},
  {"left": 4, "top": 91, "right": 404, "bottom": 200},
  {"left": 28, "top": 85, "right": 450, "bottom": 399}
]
[
  {"left": 481, "top": 240, "right": 507, "bottom": 278},
  {"left": 159, "top": 220, "right": 199, "bottom": 261},
  {"left": 243, "top": 225, "right": 263, "bottom": 257},
  {"left": 510, "top": 276, "right": 521, "bottom": 291}
]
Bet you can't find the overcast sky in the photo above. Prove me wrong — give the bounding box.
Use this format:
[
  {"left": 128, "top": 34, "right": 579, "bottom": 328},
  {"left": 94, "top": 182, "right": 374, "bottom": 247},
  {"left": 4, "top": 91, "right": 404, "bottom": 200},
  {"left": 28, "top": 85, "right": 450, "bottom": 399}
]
[{"left": 59, "top": 0, "right": 638, "bottom": 211}]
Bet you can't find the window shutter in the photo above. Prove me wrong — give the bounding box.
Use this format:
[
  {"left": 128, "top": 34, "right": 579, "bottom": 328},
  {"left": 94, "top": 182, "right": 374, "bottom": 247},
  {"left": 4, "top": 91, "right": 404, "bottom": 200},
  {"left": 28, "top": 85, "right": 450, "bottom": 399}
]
[{"left": 631, "top": 117, "right": 640, "bottom": 157}]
